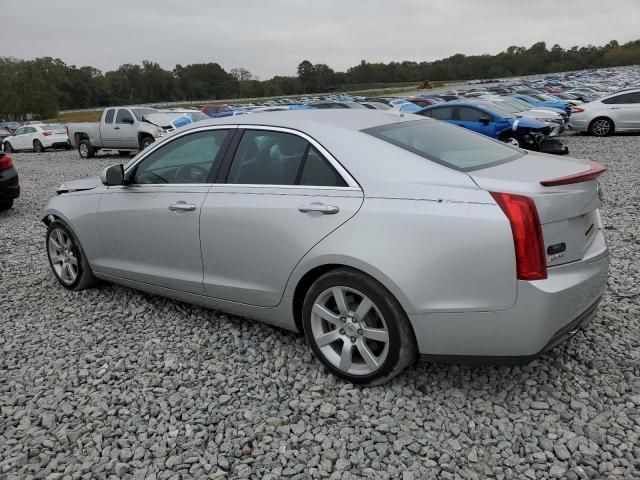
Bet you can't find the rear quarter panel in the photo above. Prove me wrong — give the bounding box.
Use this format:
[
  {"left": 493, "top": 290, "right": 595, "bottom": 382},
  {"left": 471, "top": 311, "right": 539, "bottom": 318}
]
[{"left": 288, "top": 193, "right": 517, "bottom": 314}]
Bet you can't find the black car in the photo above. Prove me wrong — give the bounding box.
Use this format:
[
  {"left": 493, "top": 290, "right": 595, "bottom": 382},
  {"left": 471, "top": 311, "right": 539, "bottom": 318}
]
[{"left": 0, "top": 151, "right": 20, "bottom": 210}]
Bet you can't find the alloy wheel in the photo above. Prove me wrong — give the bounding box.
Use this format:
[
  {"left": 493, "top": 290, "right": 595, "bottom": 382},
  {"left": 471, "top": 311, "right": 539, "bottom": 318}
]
[
  {"left": 592, "top": 119, "right": 611, "bottom": 136},
  {"left": 48, "top": 228, "right": 78, "bottom": 285},
  {"left": 310, "top": 286, "right": 390, "bottom": 376}
]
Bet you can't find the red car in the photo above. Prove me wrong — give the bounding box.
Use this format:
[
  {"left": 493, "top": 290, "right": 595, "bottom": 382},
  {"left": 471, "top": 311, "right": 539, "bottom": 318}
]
[{"left": 0, "top": 151, "right": 19, "bottom": 210}]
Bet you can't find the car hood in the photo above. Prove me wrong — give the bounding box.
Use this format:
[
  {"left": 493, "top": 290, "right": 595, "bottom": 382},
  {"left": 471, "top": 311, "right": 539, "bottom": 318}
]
[
  {"left": 56, "top": 176, "right": 101, "bottom": 194},
  {"left": 509, "top": 117, "right": 546, "bottom": 129}
]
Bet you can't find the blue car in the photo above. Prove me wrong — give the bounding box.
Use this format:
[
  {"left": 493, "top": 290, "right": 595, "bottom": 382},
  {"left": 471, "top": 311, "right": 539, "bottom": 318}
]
[
  {"left": 511, "top": 94, "right": 571, "bottom": 115},
  {"left": 415, "top": 101, "right": 553, "bottom": 151}
]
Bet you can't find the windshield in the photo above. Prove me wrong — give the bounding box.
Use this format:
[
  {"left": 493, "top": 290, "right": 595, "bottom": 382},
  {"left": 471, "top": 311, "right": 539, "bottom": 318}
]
[
  {"left": 362, "top": 119, "right": 524, "bottom": 172},
  {"left": 132, "top": 108, "right": 158, "bottom": 121}
]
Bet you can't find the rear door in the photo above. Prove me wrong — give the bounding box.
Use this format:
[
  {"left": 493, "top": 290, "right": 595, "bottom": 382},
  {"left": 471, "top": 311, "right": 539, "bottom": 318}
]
[
  {"left": 469, "top": 154, "right": 603, "bottom": 268},
  {"left": 200, "top": 127, "right": 363, "bottom": 306},
  {"left": 603, "top": 92, "right": 640, "bottom": 129}
]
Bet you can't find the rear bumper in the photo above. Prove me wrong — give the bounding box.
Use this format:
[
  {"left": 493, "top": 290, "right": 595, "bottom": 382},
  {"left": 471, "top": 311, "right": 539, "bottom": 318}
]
[
  {"left": 568, "top": 117, "right": 589, "bottom": 132},
  {"left": 410, "top": 229, "right": 609, "bottom": 362}
]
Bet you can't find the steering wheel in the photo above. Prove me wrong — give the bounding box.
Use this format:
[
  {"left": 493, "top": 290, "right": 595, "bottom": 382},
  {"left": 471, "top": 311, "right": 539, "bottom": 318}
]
[{"left": 175, "top": 164, "right": 209, "bottom": 183}]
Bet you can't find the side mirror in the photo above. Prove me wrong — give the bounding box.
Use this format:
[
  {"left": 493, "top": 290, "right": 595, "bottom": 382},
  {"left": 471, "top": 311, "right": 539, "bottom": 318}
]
[
  {"left": 478, "top": 116, "right": 491, "bottom": 124},
  {"left": 121, "top": 117, "right": 134, "bottom": 125},
  {"left": 101, "top": 164, "right": 125, "bottom": 186}
]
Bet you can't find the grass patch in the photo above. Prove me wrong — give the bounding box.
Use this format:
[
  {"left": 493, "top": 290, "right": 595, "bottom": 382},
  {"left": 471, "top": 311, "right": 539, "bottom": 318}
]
[{"left": 44, "top": 110, "right": 102, "bottom": 123}]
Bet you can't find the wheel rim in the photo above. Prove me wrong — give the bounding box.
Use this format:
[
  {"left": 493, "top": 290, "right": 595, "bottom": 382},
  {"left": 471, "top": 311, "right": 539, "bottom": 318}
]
[
  {"left": 504, "top": 137, "right": 520, "bottom": 147},
  {"left": 34, "top": 141, "right": 43, "bottom": 152},
  {"left": 142, "top": 139, "right": 152, "bottom": 149},
  {"left": 48, "top": 228, "right": 78, "bottom": 285},
  {"left": 310, "top": 286, "right": 390, "bottom": 376},
  {"left": 592, "top": 120, "right": 610, "bottom": 136},
  {"left": 79, "top": 144, "right": 88, "bottom": 157}
]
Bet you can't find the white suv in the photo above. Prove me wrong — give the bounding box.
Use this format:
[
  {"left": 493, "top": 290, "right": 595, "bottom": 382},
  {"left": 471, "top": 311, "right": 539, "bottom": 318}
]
[{"left": 569, "top": 88, "right": 640, "bottom": 136}]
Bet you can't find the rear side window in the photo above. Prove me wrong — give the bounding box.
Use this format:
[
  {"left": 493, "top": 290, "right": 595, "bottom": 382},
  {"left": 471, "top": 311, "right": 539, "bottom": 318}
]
[
  {"left": 227, "top": 130, "right": 346, "bottom": 187},
  {"left": 602, "top": 92, "right": 640, "bottom": 104},
  {"left": 104, "top": 109, "right": 115, "bottom": 124},
  {"left": 362, "top": 119, "right": 524, "bottom": 172}
]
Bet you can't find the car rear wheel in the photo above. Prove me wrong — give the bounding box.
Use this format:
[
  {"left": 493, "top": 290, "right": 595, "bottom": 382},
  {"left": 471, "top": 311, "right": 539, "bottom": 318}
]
[
  {"left": 589, "top": 117, "right": 614, "bottom": 137},
  {"left": 0, "top": 199, "right": 13, "bottom": 210},
  {"left": 33, "top": 140, "right": 45, "bottom": 153},
  {"left": 302, "top": 268, "right": 417, "bottom": 385},
  {"left": 3, "top": 142, "right": 13, "bottom": 153},
  {"left": 46, "top": 220, "right": 98, "bottom": 290},
  {"left": 78, "top": 140, "right": 96, "bottom": 159}
]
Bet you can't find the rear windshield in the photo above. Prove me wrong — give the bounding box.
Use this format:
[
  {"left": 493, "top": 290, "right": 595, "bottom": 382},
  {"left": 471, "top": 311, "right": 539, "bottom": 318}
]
[{"left": 362, "top": 119, "right": 524, "bottom": 172}]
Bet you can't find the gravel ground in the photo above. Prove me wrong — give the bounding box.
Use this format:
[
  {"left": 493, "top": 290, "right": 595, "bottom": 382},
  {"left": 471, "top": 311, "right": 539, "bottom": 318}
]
[{"left": 1, "top": 137, "right": 639, "bottom": 480}]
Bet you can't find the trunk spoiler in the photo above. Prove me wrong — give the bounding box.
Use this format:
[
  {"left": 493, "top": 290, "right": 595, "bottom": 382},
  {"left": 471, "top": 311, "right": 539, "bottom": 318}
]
[{"left": 540, "top": 161, "right": 606, "bottom": 186}]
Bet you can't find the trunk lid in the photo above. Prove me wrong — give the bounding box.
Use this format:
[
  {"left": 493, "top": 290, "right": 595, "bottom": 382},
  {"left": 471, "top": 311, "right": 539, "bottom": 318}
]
[{"left": 469, "top": 152, "right": 603, "bottom": 267}]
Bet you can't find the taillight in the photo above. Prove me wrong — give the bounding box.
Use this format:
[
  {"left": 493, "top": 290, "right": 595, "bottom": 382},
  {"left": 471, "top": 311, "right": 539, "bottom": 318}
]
[
  {"left": 42, "top": 131, "right": 53, "bottom": 136},
  {"left": 490, "top": 192, "right": 547, "bottom": 281},
  {"left": 0, "top": 154, "right": 13, "bottom": 170},
  {"left": 571, "top": 107, "right": 585, "bottom": 114}
]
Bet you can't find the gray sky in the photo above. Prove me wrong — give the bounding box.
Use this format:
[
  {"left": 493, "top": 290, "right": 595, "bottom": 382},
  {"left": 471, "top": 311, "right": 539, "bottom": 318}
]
[{"left": 2, "top": 0, "right": 638, "bottom": 78}]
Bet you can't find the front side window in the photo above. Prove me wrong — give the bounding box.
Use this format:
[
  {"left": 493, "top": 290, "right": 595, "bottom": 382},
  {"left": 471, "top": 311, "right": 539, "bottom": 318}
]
[
  {"left": 116, "top": 109, "right": 134, "bottom": 124},
  {"left": 133, "top": 130, "right": 228, "bottom": 184},
  {"left": 427, "top": 107, "right": 454, "bottom": 120},
  {"left": 14, "top": 127, "right": 25, "bottom": 135},
  {"left": 227, "top": 130, "right": 346, "bottom": 187},
  {"left": 104, "top": 109, "right": 115, "bottom": 124},
  {"left": 363, "top": 119, "right": 524, "bottom": 172},
  {"left": 456, "top": 107, "right": 489, "bottom": 122}
]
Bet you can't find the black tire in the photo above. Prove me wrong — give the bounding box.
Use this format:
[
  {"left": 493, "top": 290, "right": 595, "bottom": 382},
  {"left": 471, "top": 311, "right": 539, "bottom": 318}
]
[
  {"left": 46, "top": 219, "right": 99, "bottom": 291},
  {"left": 118, "top": 150, "right": 131, "bottom": 157},
  {"left": 0, "top": 199, "right": 13, "bottom": 210},
  {"left": 33, "top": 139, "right": 45, "bottom": 153},
  {"left": 3, "top": 142, "right": 13, "bottom": 153},
  {"left": 302, "top": 268, "right": 417, "bottom": 385},
  {"left": 140, "top": 136, "right": 154, "bottom": 150},
  {"left": 78, "top": 139, "right": 96, "bottom": 159},
  {"left": 589, "top": 117, "right": 614, "bottom": 137}
]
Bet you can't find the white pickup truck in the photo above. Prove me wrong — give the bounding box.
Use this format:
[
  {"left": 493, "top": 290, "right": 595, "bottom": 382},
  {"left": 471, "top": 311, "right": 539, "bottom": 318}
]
[{"left": 67, "top": 107, "right": 164, "bottom": 158}]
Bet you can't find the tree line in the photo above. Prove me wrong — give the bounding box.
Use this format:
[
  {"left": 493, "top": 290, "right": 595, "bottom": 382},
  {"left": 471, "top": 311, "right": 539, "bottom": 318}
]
[{"left": 0, "top": 39, "right": 638, "bottom": 119}]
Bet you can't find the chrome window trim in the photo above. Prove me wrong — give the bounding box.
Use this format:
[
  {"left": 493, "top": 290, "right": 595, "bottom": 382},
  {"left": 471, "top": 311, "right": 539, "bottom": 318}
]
[{"left": 124, "top": 125, "right": 238, "bottom": 176}]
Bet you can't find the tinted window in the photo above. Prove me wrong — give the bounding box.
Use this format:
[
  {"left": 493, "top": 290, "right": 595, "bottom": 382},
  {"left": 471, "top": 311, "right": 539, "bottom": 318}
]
[
  {"left": 227, "top": 130, "right": 308, "bottom": 185},
  {"left": 116, "top": 109, "right": 134, "bottom": 124},
  {"left": 602, "top": 92, "right": 640, "bottom": 104},
  {"left": 104, "top": 109, "right": 115, "bottom": 124},
  {"left": 363, "top": 119, "right": 524, "bottom": 172},
  {"left": 134, "top": 130, "right": 228, "bottom": 184},
  {"left": 427, "top": 107, "right": 454, "bottom": 120},
  {"left": 300, "top": 146, "right": 347, "bottom": 187},
  {"left": 456, "top": 107, "right": 488, "bottom": 122}
]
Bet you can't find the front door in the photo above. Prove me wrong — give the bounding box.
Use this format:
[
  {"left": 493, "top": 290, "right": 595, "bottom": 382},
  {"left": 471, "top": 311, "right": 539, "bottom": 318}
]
[
  {"left": 94, "top": 128, "right": 231, "bottom": 293},
  {"left": 200, "top": 128, "right": 363, "bottom": 307},
  {"left": 103, "top": 109, "right": 138, "bottom": 148},
  {"left": 607, "top": 91, "right": 640, "bottom": 129}
]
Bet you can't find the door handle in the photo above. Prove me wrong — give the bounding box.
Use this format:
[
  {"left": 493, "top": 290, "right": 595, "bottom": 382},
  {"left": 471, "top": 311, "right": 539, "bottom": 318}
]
[
  {"left": 114, "top": 126, "right": 120, "bottom": 130},
  {"left": 299, "top": 203, "right": 340, "bottom": 215},
  {"left": 169, "top": 202, "right": 196, "bottom": 212},
  {"left": 608, "top": 107, "right": 620, "bottom": 110}
]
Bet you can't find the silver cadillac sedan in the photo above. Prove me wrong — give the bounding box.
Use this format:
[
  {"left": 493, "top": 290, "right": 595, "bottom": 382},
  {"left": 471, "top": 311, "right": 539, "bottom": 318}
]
[{"left": 42, "top": 110, "right": 609, "bottom": 384}]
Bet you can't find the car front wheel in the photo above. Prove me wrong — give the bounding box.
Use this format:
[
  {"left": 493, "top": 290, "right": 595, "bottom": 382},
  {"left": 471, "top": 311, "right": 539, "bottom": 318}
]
[
  {"left": 3, "top": 142, "right": 13, "bottom": 153},
  {"left": 302, "top": 268, "right": 417, "bottom": 385},
  {"left": 46, "top": 220, "right": 98, "bottom": 290}
]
